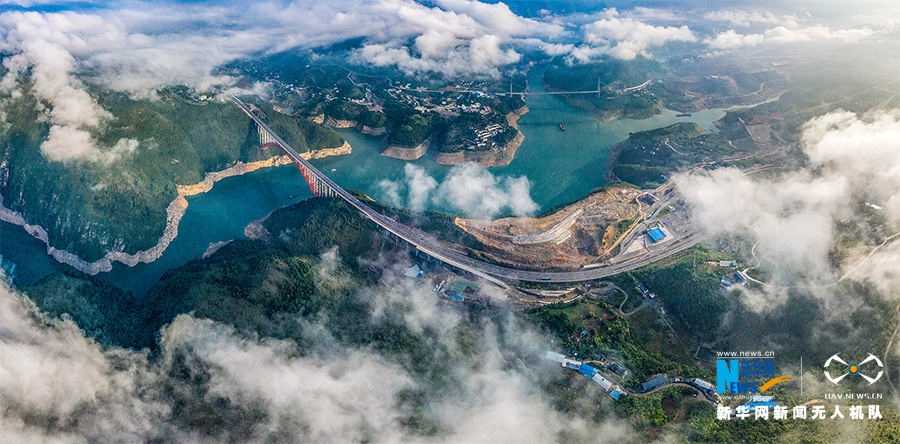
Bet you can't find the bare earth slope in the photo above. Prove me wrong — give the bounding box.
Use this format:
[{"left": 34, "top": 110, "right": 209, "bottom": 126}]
[{"left": 455, "top": 187, "right": 642, "bottom": 270}]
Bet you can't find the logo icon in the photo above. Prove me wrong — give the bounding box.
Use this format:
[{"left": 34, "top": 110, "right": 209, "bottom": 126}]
[
  {"left": 717, "top": 358, "right": 791, "bottom": 394},
  {"left": 824, "top": 353, "right": 883, "bottom": 385}
]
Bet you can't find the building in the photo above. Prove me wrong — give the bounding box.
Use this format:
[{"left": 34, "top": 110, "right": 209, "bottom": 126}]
[
  {"left": 647, "top": 227, "right": 666, "bottom": 243},
  {"left": 449, "top": 279, "right": 480, "bottom": 294},
  {"left": 591, "top": 374, "right": 613, "bottom": 391},
  {"left": 449, "top": 279, "right": 480, "bottom": 301},
  {"left": 403, "top": 265, "right": 423, "bottom": 279},
  {"left": 544, "top": 351, "right": 566, "bottom": 363},
  {"left": 590, "top": 374, "right": 626, "bottom": 400},
  {"left": 640, "top": 193, "right": 658, "bottom": 205},
  {"left": 635, "top": 281, "right": 650, "bottom": 295},
  {"left": 578, "top": 364, "right": 599, "bottom": 377},
  {"left": 608, "top": 362, "right": 628, "bottom": 378},
  {"left": 693, "top": 378, "right": 715, "bottom": 394},
  {"left": 639, "top": 375, "right": 668, "bottom": 392},
  {"left": 562, "top": 358, "right": 582, "bottom": 371}
]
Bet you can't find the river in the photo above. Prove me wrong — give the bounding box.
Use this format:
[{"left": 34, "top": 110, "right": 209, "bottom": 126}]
[{"left": 1, "top": 69, "right": 729, "bottom": 298}]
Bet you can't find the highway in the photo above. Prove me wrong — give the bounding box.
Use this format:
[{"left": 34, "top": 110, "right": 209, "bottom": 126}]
[{"left": 232, "top": 96, "right": 704, "bottom": 285}]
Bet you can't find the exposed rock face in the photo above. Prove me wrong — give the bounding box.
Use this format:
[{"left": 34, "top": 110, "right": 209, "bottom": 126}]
[
  {"left": 324, "top": 116, "right": 358, "bottom": 128},
  {"left": 318, "top": 113, "right": 386, "bottom": 135},
  {"left": 202, "top": 240, "right": 232, "bottom": 259},
  {"left": 0, "top": 143, "right": 351, "bottom": 275},
  {"left": 381, "top": 136, "right": 433, "bottom": 160},
  {"left": 243, "top": 213, "right": 272, "bottom": 242},
  {"left": 359, "top": 125, "right": 387, "bottom": 136}
]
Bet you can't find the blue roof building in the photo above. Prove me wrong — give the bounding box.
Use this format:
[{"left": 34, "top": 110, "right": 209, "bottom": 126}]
[
  {"left": 647, "top": 228, "right": 666, "bottom": 243},
  {"left": 609, "top": 389, "right": 624, "bottom": 400},
  {"left": 578, "top": 364, "right": 598, "bottom": 377}
]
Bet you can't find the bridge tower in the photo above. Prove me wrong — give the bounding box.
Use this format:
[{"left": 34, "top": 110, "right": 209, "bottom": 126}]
[{"left": 255, "top": 124, "right": 333, "bottom": 198}]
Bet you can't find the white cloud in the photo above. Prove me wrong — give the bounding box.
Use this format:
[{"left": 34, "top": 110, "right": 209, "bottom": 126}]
[
  {"left": 358, "top": 33, "right": 522, "bottom": 78},
  {"left": 435, "top": 162, "right": 538, "bottom": 219},
  {"left": 571, "top": 8, "right": 695, "bottom": 62},
  {"left": 703, "top": 29, "right": 765, "bottom": 50},
  {"left": 0, "top": 11, "right": 142, "bottom": 163},
  {"left": 704, "top": 23, "right": 875, "bottom": 51},
  {"left": 801, "top": 110, "right": 900, "bottom": 221},
  {"left": 379, "top": 163, "right": 538, "bottom": 219},
  {"left": 403, "top": 163, "right": 438, "bottom": 212},
  {"left": 0, "top": 277, "right": 166, "bottom": 442},
  {"left": 628, "top": 7, "right": 683, "bottom": 22},
  {"left": 703, "top": 10, "right": 785, "bottom": 28},
  {"left": 764, "top": 25, "right": 874, "bottom": 44}
]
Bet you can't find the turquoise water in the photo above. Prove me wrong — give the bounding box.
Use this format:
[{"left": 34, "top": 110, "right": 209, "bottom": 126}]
[{"left": 1, "top": 69, "right": 727, "bottom": 297}]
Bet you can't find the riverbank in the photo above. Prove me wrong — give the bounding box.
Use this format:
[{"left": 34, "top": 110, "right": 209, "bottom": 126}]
[{"left": 0, "top": 142, "right": 351, "bottom": 275}]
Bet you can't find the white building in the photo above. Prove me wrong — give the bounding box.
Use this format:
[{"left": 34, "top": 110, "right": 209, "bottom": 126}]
[
  {"left": 592, "top": 374, "right": 613, "bottom": 391},
  {"left": 545, "top": 351, "right": 566, "bottom": 363}
]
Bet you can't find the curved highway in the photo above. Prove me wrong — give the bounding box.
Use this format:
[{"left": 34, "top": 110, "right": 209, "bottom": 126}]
[{"left": 232, "top": 96, "right": 704, "bottom": 285}]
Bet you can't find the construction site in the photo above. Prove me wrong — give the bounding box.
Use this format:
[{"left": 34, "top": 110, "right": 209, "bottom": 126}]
[{"left": 454, "top": 187, "right": 645, "bottom": 270}]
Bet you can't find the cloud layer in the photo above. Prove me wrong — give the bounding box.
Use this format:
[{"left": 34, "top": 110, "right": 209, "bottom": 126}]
[
  {"left": 0, "top": 11, "right": 140, "bottom": 163},
  {"left": 581, "top": 9, "right": 695, "bottom": 61},
  {"left": 0, "top": 253, "right": 633, "bottom": 443},
  {"left": 1, "top": 1, "right": 892, "bottom": 163},
  {"left": 675, "top": 109, "right": 900, "bottom": 288}
]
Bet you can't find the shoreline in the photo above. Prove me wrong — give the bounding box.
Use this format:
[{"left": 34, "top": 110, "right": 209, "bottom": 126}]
[{"left": 0, "top": 142, "right": 351, "bottom": 276}]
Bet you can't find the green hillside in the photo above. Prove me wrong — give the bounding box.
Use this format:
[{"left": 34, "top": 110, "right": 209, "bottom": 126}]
[{"left": 0, "top": 83, "right": 344, "bottom": 261}]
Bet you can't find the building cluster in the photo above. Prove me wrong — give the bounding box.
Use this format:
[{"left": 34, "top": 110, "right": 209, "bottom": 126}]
[
  {"left": 720, "top": 271, "right": 747, "bottom": 288},
  {"left": 545, "top": 352, "right": 626, "bottom": 400},
  {"left": 463, "top": 123, "right": 505, "bottom": 151}
]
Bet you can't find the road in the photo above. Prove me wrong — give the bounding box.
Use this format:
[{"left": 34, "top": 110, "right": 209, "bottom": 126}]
[{"left": 232, "top": 96, "right": 705, "bottom": 285}]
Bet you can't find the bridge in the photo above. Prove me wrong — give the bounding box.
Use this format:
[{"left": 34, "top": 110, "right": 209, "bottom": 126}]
[{"left": 232, "top": 96, "right": 703, "bottom": 286}]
